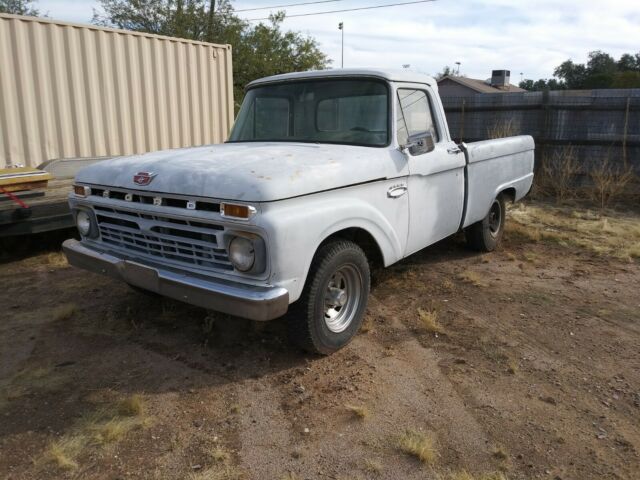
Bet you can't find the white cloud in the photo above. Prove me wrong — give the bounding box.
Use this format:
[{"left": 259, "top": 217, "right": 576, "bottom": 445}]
[{"left": 35, "top": 0, "right": 640, "bottom": 80}]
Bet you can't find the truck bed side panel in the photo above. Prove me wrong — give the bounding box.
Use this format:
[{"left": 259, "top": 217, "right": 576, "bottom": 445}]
[{"left": 462, "top": 136, "right": 534, "bottom": 229}]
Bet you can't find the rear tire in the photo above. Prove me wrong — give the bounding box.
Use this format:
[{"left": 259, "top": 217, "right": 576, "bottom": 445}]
[
  {"left": 465, "top": 195, "right": 506, "bottom": 252},
  {"left": 287, "top": 240, "right": 370, "bottom": 355}
]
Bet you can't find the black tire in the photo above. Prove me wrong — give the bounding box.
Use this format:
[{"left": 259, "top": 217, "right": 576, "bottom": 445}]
[
  {"left": 287, "top": 240, "right": 370, "bottom": 355},
  {"left": 465, "top": 195, "right": 506, "bottom": 252}
]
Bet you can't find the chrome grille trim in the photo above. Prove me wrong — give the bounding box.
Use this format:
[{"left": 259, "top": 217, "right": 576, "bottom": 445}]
[
  {"left": 92, "top": 205, "right": 233, "bottom": 272},
  {"left": 87, "top": 185, "right": 220, "bottom": 213}
]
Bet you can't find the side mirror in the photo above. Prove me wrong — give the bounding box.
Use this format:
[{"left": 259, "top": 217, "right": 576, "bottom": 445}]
[{"left": 404, "top": 131, "right": 435, "bottom": 156}]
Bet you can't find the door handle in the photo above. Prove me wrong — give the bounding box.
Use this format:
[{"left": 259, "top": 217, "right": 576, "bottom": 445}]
[
  {"left": 447, "top": 147, "right": 462, "bottom": 155},
  {"left": 387, "top": 185, "right": 408, "bottom": 198}
]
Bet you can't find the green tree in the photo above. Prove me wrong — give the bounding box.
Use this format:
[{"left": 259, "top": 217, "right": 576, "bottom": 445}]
[
  {"left": 0, "top": 0, "right": 40, "bottom": 15},
  {"left": 520, "top": 50, "right": 640, "bottom": 91},
  {"left": 435, "top": 66, "right": 454, "bottom": 80},
  {"left": 93, "top": 0, "right": 328, "bottom": 108},
  {"left": 518, "top": 78, "right": 564, "bottom": 92},
  {"left": 617, "top": 53, "right": 640, "bottom": 72},
  {"left": 553, "top": 60, "right": 587, "bottom": 89},
  {"left": 611, "top": 71, "right": 640, "bottom": 88}
]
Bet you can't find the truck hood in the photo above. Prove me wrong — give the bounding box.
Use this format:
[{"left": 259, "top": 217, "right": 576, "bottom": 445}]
[{"left": 76, "top": 142, "right": 406, "bottom": 202}]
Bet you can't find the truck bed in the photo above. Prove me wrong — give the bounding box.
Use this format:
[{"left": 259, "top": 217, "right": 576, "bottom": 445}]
[{"left": 461, "top": 135, "right": 535, "bottom": 229}]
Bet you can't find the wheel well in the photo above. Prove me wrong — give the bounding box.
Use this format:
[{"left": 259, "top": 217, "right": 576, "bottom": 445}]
[
  {"left": 500, "top": 187, "right": 516, "bottom": 203},
  {"left": 319, "top": 228, "right": 384, "bottom": 269}
]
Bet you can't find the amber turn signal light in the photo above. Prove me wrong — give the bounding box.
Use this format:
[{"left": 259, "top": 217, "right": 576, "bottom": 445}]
[
  {"left": 220, "top": 203, "right": 256, "bottom": 219},
  {"left": 73, "top": 184, "right": 91, "bottom": 197}
]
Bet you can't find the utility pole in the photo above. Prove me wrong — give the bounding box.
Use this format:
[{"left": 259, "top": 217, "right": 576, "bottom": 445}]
[
  {"left": 455, "top": 61, "right": 461, "bottom": 75},
  {"left": 338, "top": 22, "right": 344, "bottom": 68}
]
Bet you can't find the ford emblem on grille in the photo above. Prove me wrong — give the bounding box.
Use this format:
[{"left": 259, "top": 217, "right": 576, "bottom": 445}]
[{"left": 133, "top": 171, "right": 157, "bottom": 186}]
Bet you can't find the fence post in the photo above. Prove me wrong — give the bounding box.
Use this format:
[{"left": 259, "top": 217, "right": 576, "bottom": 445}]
[
  {"left": 537, "top": 90, "right": 551, "bottom": 172},
  {"left": 623, "top": 97, "right": 630, "bottom": 169},
  {"left": 459, "top": 98, "right": 465, "bottom": 142}
]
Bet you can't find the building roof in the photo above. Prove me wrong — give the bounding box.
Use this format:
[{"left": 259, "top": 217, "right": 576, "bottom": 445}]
[
  {"left": 248, "top": 68, "right": 437, "bottom": 89},
  {"left": 438, "top": 75, "right": 526, "bottom": 93}
]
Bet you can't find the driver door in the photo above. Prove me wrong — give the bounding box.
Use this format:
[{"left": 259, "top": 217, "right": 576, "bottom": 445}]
[{"left": 396, "top": 85, "right": 466, "bottom": 256}]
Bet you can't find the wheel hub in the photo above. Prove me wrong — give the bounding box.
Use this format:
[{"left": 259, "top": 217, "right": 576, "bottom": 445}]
[{"left": 323, "top": 264, "right": 362, "bottom": 333}]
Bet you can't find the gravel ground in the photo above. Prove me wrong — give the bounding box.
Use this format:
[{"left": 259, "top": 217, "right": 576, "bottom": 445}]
[{"left": 0, "top": 202, "right": 639, "bottom": 480}]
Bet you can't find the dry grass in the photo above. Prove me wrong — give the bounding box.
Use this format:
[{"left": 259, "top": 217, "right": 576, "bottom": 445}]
[
  {"left": 43, "top": 435, "right": 87, "bottom": 470},
  {"left": 211, "top": 446, "right": 231, "bottom": 464},
  {"left": 345, "top": 404, "right": 370, "bottom": 420},
  {"left": 444, "top": 471, "right": 509, "bottom": 480},
  {"left": 487, "top": 118, "right": 517, "bottom": 139},
  {"left": 39, "top": 394, "right": 149, "bottom": 470},
  {"left": 589, "top": 157, "right": 635, "bottom": 208},
  {"left": 532, "top": 146, "right": 638, "bottom": 206},
  {"left": 46, "top": 252, "right": 69, "bottom": 267},
  {"left": 457, "top": 270, "right": 488, "bottom": 287},
  {"left": 189, "top": 465, "right": 245, "bottom": 480},
  {"left": 3, "top": 366, "right": 67, "bottom": 402},
  {"left": 508, "top": 203, "right": 640, "bottom": 260},
  {"left": 52, "top": 303, "right": 77, "bottom": 322},
  {"left": 363, "top": 458, "right": 383, "bottom": 474},
  {"left": 118, "top": 394, "right": 144, "bottom": 416},
  {"left": 492, "top": 445, "right": 509, "bottom": 461},
  {"left": 441, "top": 279, "right": 455, "bottom": 292},
  {"left": 534, "top": 146, "right": 580, "bottom": 203},
  {"left": 91, "top": 416, "right": 145, "bottom": 444},
  {"left": 417, "top": 308, "right": 444, "bottom": 334},
  {"left": 398, "top": 430, "right": 437, "bottom": 464},
  {"left": 280, "top": 473, "right": 300, "bottom": 480}
]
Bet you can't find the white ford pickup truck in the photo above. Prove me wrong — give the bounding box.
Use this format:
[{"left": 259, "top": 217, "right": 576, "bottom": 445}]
[{"left": 63, "top": 69, "right": 534, "bottom": 354}]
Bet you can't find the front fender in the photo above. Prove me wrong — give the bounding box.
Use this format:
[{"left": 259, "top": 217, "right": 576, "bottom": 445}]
[{"left": 257, "top": 181, "right": 408, "bottom": 302}]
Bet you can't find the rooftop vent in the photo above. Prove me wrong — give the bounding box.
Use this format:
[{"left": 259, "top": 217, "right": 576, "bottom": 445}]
[{"left": 490, "top": 70, "right": 510, "bottom": 88}]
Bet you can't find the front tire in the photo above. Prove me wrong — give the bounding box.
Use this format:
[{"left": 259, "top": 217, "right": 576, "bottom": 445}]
[
  {"left": 465, "top": 195, "right": 506, "bottom": 252},
  {"left": 288, "top": 240, "right": 370, "bottom": 355}
]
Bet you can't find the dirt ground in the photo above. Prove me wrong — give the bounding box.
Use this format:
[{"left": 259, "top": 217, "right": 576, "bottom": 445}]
[{"left": 0, "top": 201, "right": 639, "bottom": 480}]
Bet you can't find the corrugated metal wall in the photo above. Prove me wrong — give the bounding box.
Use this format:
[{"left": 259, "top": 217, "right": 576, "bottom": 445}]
[{"left": 0, "top": 13, "right": 234, "bottom": 169}]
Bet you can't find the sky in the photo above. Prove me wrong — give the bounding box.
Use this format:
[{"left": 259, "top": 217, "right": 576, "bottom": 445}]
[{"left": 36, "top": 0, "right": 640, "bottom": 81}]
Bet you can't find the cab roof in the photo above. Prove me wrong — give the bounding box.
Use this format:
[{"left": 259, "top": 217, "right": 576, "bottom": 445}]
[{"left": 247, "top": 68, "right": 437, "bottom": 89}]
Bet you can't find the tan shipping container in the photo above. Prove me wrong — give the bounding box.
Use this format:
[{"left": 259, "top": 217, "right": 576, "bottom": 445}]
[{"left": 0, "top": 13, "right": 234, "bottom": 169}]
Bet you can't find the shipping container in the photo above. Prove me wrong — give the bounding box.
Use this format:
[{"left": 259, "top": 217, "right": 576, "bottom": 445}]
[{"left": 0, "top": 13, "right": 234, "bottom": 169}]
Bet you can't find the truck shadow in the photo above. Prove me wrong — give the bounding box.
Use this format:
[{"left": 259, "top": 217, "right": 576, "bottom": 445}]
[{"left": 0, "top": 233, "right": 480, "bottom": 441}]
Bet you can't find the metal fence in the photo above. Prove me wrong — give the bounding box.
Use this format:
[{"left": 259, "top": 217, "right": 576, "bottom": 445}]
[{"left": 441, "top": 89, "right": 640, "bottom": 175}]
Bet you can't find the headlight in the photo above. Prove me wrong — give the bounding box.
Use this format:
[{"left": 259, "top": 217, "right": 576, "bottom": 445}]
[
  {"left": 76, "top": 210, "right": 92, "bottom": 237},
  {"left": 229, "top": 236, "right": 255, "bottom": 272}
]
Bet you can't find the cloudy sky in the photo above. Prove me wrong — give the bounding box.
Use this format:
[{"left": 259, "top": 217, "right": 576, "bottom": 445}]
[{"left": 37, "top": 0, "right": 640, "bottom": 81}]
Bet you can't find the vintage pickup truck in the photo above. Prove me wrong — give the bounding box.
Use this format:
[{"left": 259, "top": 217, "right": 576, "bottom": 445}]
[{"left": 63, "top": 69, "right": 534, "bottom": 354}]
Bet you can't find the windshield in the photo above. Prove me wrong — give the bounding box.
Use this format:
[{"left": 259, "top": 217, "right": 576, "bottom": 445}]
[{"left": 228, "top": 79, "right": 389, "bottom": 147}]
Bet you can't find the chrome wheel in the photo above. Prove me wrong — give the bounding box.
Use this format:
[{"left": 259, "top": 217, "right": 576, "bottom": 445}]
[
  {"left": 488, "top": 200, "right": 502, "bottom": 237},
  {"left": 323, "top": 264, "right": 362, "bottom": 333}
]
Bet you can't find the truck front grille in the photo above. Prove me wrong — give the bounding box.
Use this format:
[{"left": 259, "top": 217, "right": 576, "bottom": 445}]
[{"left": 93, "top": 206, "right": 233, "bottom": 272}]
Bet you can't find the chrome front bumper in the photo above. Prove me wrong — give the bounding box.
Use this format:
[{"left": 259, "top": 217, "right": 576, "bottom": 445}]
[{"left": 62, "top": 239, "right": 289, "bottom": 321}]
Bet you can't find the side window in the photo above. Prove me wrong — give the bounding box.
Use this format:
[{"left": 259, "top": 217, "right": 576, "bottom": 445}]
[{"left": 396, "top": 89, "right": 439, "bottom": 146}]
